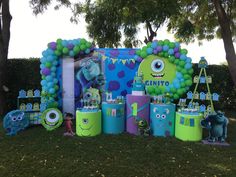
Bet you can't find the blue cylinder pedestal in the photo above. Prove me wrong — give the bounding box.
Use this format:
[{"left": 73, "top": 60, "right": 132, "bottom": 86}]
[
  {"left": 102, "top": 102, "right": 125, "bottom": 134},
  {"left": 150, "top": 103, "right": 176, "bottom": 137}
]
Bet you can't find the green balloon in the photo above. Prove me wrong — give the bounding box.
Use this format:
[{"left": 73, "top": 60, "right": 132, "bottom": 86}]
[
  {"left": 179, "top": 61, "right": 185, "bottom": 67},
  {"left": 140, "top": 51, "right": 147, "bottom": 58},
  {"left": 147, "top": 42, "right": 152, "bottom": 47},
  {"left": 73, "top": 46, "right": 80, "bottom": 53},
  {"left": 164, "top": 52, "right": 169, "bottom": 58},
  {"left": 80, "top": 38, "right": 86, "bottom": 44},
  {"left": 169, "top": 42, "right": 175, "bottom": 48},
  {"left": 56, "top": 38, "right": 62, "bottom": 44},
  {"left": 185, "top": 79, "right": 193, "bottom": 86},
  {"left": 80, "top": 44, "right": 86, "bottom": 51},
  {"left": 45, "top": 62, "right": 52, "bottom": 68},
  {"left": 157, "top": 40, "right": 164, "bottom": 46},
  {"left": 62, "top": 47, "right": 69, "bottom": 54},
  {"left": 155, "top": 87, "right": 161, "bottom": 95},
  {"left": 170, "top": 87, "right": 176, "bottom": 93},
  {"left": 177, "top": 89, "right": 184, "bottom": 96},
  {"left": 147, "top": 86, "right": 154, "bottom": 94},
  {"left": 158, "top": 52, "right": 164, "bottom": 57},
  {"left": 142, "top": 46, "right": 148, "bottom": 51},
  {"left": 164, "top": 39, "right": 170, "bottom": 45},
  {"left": 177, "top": 66, "right": 182, "bottom": 71},
  {"left": 54, "top": 50, "right": 61, "bottom": 56},
  {"left": 180, "top": 49, "right": 188, "bottom": 54},
  {"left": 136, "top": 50, "right": 141, "bottom": 55},
  {"left": 174, "top": 59, "right": 179, "bottom": 65},
  {"left": 86, "top": 42, "right": 92, "bottom": 48},
  {"left": 169, "top": 56, "right": 175, "bottom": 63},
  {"left": 173, "top": 94, "right": 179, "bottom": 99},
  {"left": 42, "top": 76, "right": 45, "bottom": 80},
  {"left": 183, "top": 74, "right": 191, "bottom": 79},
  {"left": 188, "top": 68, "right": 194, "bottom": 75},
  {"left": 181, "top": 69, "right": 187, "bottom": 74},
  {"left": 54, "top": 85, "right": 59, "bottom": 90},
  {"left": 180, "top": 82, "right": 186, "bottom": 88}
]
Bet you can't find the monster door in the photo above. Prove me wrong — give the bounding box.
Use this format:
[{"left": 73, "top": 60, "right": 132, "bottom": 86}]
[{"left": 62, "top": 58, "right": 75, "bottom": 115}]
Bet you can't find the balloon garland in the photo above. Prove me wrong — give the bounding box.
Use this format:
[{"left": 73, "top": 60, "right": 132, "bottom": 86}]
[
  {"left": 134, "top": 39, "right": 193, "bottom": 99},
  {"left": 40, "top": 38, "right": 94, "bottom": 108}
]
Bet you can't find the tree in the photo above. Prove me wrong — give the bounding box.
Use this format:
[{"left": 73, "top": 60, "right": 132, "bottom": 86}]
[
  {"left": 0, "top": 0, "right": 12, "bottom": 116},
  {"left": 167, "top": 0, "right": 236, "bottom": 86},
  {"left": 74, "top": 0, "right": 180, "bottom": 48}
]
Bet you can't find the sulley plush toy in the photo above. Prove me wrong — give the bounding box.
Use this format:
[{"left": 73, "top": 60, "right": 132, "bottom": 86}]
[{"left": 201, "top": 111, "right": 229, "bottom": 142}]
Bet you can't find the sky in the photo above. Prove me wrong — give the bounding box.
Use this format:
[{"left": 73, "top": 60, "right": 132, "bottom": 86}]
[{"left": 8, "top": 1, "right": 236, "bottom": 64}]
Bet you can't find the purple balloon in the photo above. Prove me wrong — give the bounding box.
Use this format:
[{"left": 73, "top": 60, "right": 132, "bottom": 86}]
[
  {"left": 156, "top": 46, "right": 162, "bottom": 52},
  {"left": 174, "top": 47, "right": 179, "bottom": 53},
  {"left": 49, "top": 42, "right": 57, "bottom": 50},
  {"left": 175, "top": 52, "right": 181, "bottom": 58},
  {"left": 42, "top": 68, "right": 51, "bottom": 76},
  {"left": 153, "top": 49, "right": 158, "bottom": 54},
  {"left": 67, "top": 43, "right": 74, "bottom": 50}
]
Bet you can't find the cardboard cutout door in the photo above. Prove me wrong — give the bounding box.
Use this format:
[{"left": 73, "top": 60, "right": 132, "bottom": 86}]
[{"left": 62, "top": 58, "right": 75, "bottom": 115}]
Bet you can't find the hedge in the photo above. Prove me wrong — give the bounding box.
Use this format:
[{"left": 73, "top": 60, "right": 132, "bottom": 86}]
[{"left": 3, "top": 59, "right": 236, "bottom": 114}]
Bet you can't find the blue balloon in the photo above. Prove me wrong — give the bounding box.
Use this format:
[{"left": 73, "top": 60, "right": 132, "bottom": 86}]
[
  {"left": 47, "top": 55, "right": 54, "bottom": 62},
  {"left": 40, "top": 80, "right": 47, "bottom": 86},
  {"left": 185, "top": 63, "right": 192, "bottom": 69},
  {"left": 175, "top": 42, "right": 180, "bottom": 48},
  {"left": 134, "top": 55, "right": 139, "bottom": 60},
  {"left": 46, "top": 76, "right": 53, "bottom": 82},
  {"left": 163, "top": 45, "right": 169, "bottom": 51},
  {"left": 146, "top": 48, "right": 153, "bottom": 54},
  {"left": 52, "top": 60, "right": 58, "bottom": 66},
  {"left": 51, "top": 72, "right": 56, "bottom": 77},
  {"left": 51, "top": 66, "right": 56, "bottom": 72},
  {"left": 46, "top": 48, "right": 54, "bottom": 55},
  {"left": 62, "top": 40, "right": 68, "bottom": 47},
  {"left": 174, "top": 82, "right": 180, "bottom": 89},
  {"left": 49, "top": 88, "right": 55, "bottom": 94},
  {"left": 40, "top": 64, "right": 45, "bottom": 69},
  {"left": 53, "top": 78, "right": 58, "bottom": 84},
  {"left": 165, "top": 86, "right": 170, "bottom": 92},
  {"left": 176, "top": 72, "right": 183, "bottom": 79},
  {"left": 85, "top": 48, "right": 90, "bottom": 54},
  {"left": 180, "top": 54, "right": 187, "bottom": 61},
  {"left": 69, "top": 51, "right": 75, "bottom": 57},
  {"left": 168, "top": 49, "right": 174, "bottom": 55},
  {"left": 42, "top": 50, "right": 49, "bottom": 57},
  {"left": 40, "top": 57, "right": 46, "bottom": 63},
  {"left": 186, "top": 57, "right": 192, "bottom": 63},
  {"left": 47, "top": 82, "right": 54, "bottom": 88},
  {"left": 151, "top": 42, "right": 158, "bottom": 48}
]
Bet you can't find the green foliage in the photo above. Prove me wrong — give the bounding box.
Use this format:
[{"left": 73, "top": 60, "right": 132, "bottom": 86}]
[
  {"left": 167, "top": 0, "right": 236, "bottom": 43},
  {"left": 5, "top": 59, "right": 41, "bottom": 113},
  {"left": 4, "top": 59, "right": 236, "bottom": 114},
  {"left": 80, "top": 0, "right": 180, "bottom": 47}
]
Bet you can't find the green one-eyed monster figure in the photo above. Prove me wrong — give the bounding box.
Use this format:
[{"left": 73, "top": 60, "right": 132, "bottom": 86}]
[
  {"left": 83, "top": 87, "right": 101, "bottom": 107},
  {"left": 137, "top": 119, "right": 150, "bottom": 136},
  {"left": 138, "top": 55, "right": 176, "bottom": 95}
]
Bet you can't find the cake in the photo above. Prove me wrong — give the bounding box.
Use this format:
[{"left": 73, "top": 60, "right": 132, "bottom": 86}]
[{"left": 132, "top": 72, "right": 146, "bottom": 96}]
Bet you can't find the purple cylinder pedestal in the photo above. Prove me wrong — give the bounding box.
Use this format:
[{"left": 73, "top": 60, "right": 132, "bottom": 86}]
[{"left": 126, "top": 94, "right": 150, "bottom": 135}]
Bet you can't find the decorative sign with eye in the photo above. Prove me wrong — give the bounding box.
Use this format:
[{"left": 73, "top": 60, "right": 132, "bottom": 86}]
[{"left": 136, "top": 40, "right": 193, "bottom": 99}]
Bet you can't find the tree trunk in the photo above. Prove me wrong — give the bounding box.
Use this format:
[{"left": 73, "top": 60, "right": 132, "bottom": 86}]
[
  {"left": 213, "top": 0, "right": 236, "bottom": 86},
  {"left": 0, "top": 0, "right": 12, "bottom": 116}
]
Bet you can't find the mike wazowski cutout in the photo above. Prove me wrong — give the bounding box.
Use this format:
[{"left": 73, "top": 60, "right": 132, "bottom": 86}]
[{"left": 135, "top": 39, "right": 193, "bottom": 100}]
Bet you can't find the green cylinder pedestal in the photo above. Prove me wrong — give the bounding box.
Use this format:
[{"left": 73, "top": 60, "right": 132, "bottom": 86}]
[
  {"left": 76, "top": 110, "right": 101, "bottom": 137},
  {"left": 175, "top": 112, "right": 203, "bottom": 141}
]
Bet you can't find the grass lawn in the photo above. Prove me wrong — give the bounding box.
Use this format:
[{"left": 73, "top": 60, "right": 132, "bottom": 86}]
[{"left": 0, "top": 112, "right": 236, "bottom": 177}]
